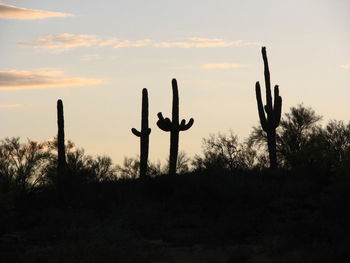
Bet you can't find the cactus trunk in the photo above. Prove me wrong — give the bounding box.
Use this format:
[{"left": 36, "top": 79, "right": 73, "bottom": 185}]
[
  {"left": 132, "top": 88, "right": 151, "bottom": 178},
  {"left": 157, "top": 79, "right": 194, "bottom": 175},
  {"left": 267, "top": 129, "right": 277, "bottom": 169},
  {"left": 57, "top": 99, "right": 66, "bottom": 176},
  {"left": 169, "top": 126, "right": 179, "bottom": 176},
  {"left": 255, "top": 47, "right": 282, "bottom": 169},
  {"left": 169, "top": 80, "right": 179, "bottom": 176}
]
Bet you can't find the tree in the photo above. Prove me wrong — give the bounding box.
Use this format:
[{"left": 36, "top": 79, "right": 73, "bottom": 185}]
[
  {"left": 116, "top": 156, "right": 165, "bottom": 179},
  {"left": 278, "top": 104, "right": 322, "bottom": 168},
  {"left": 192, "top": 131, "right": 256, "bottom": 172},
  {"left": 319, "top": 120, "right": 350, "bottom": 174},
  {"left": 0, "top": 137, "right": 50, "bottom": 192},
  {"left": 45, "top": 139, "right": 117, "bottom": 184},
  {"left": 249, "top": 104, "right": 322, "bottom": 169}
]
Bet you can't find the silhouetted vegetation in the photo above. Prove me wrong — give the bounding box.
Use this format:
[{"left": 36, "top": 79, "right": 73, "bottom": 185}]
[
  {"left": 1, "top": 51, "right": 349, "bottom": 261},
  {"left": 157, "top": 79, "right": 194, "bottom": 175},
  {"left": 131, "top": 88, "right": 151, "bottom": 178},
  {"left": 1, "top": 102, "right": 349, "bottom": 262},
  {"left": 56, "top": 99, "right": 67, "bottom": 191},
  {"left": 255, "top": 47, "right": 282, "bottom": 169},
  {"left": 192, "top": 131, "right": 255, "bottom": 173},
  {"left": 249, "top": 104, "right": 350, "bottom": 176}
]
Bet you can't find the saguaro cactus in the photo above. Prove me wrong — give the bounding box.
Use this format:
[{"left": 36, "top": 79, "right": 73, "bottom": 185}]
[
  {"left": 132, "top": 88, "right": 151, "bottom": 178},
  {"left": 57, "top": 99, "right": 66, "bottom": 175},
  {"left": 157, "top": 79, "right": 194, "bottom": 175},
  {"left": 255, "top": 47, "right": 282, "bottom": 169}
]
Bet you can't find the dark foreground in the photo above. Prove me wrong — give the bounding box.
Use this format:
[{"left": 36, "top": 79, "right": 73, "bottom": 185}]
[{"left": 1, "top": 170, "right": 350, "bottom": 263}]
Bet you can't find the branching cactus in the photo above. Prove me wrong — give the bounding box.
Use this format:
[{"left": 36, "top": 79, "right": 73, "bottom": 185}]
[
  {"left": 57, "top": 99, "right": 67, "bottom": 176},
  {"left": 132, "top": 88, "right": 151, "bottom": 178},
  {"left": 157, "top": 79, "right": 194, "bottom": 175},
  {"left": 255, "top": 47, "right": 282, "bottom": 169}
]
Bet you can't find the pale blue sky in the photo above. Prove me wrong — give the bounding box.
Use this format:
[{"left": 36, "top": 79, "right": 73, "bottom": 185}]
[{"left": 0, "top": 0, "right": 349, "bottom": 164}]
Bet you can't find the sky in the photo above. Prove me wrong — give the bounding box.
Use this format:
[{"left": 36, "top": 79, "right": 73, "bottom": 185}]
[{"left": 0, "top": 0, "right": 349, "bottom": 165}]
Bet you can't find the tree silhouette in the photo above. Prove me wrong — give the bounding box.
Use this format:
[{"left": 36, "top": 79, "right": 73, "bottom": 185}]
[
  {"left": 0, "top": 137, "right": 49, "bottom": 191},
  {"left": 193, "top": 131, "right": 255, "bottom": 172},
  {"left": 278, "top": 104, "right": 322, "bottom": 168},
  {"left": 249, "top": 104, "right": 322, "bottom": 169}
]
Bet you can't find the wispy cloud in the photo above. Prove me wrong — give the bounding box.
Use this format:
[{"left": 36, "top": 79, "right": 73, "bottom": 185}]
[
  {"left": 0, "top": 104, "right": 29, "bottom": 109},
  {"left": 0, "top": 3, "right": 72, "bottom": 20},
  {"left": 19, "top": 34, "right": 260, "bottom": 51},
  {"left": 177, "top": 63, "right": 248, "bottom": 70},
  {"left": 340, "top": 63, "right": 350, "bottom": 69},
  {"left": 154, "top": 38, "right": 245, "bottom": 48},
  {"left": 114, "top": 39, "right": 153, "bottom": 48},
  {"left": 202, "top": 63, "right": 247, "bottom": 69},
  {"left": 99, "top": 38, "right": 119, "bottom": 47},
  {"left": 18, "top": 34, "right": 100, "bottom": 51},
  {"left": 0, "top": 70, "right": 102, "bottom": 90}
]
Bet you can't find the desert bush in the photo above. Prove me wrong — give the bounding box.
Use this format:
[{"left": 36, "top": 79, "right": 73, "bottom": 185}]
[
  {"left": 0, "top": 137, "right": 50, "bottom": 192},
  {"left": 116, "top": 156, "right": 166, "bottom": 178},
  {"left": 192, "top": 131, "right": 256, "bottom": 172},
  {"left": 249, "top": 104, "right": 350, "bottom": 174},
  {"left": 318, "top": 120, "right": 350, "bottom": 175},
  {"left": 249, "top": 104, "right": 323, "bottom": 169}
]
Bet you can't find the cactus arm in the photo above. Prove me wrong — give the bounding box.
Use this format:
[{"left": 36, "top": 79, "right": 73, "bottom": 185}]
[
  {"left": 273, "top": 85, "right": 282, "bottom": 127},
  {"left": 131, "top": 127, "right": 151, "bottom": 136},
  {"left": 157, "top": 112, "right": 172, "bottom": 131},
  {"left": 262, "top": 47, "right": 272, "bottom": 114},
  {"left": 131, "top": 128, "right": 142, "bottom": 137},
  {"left": 179, "top": 118, "right": 194, "bottom": 131},
  {"left": 255, "top": 82, "right": 268, "bottom": 131}
]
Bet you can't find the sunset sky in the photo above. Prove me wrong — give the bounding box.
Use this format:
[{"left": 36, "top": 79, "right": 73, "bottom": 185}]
[{"left": 1, "top": 0, "right": 349, "bottom": 165}]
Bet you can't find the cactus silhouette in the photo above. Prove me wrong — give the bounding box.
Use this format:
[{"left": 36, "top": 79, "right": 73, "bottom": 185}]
[
  {"left": 57, "top": 99, "right": 66, "bottom": 176},
  {"left": 132, "top": 88, "right": 151, "bottom": 178},
  {"left": 255, "top": 47, "right": 282, "bottom": 169},
  {"left": 157, "top": 79, "right": 194, "bottom": 175}
]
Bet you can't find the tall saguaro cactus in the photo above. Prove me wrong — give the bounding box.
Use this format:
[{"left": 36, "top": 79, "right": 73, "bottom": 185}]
[
  {"left": 157, "top": 79, "right": 194, "bottom": 175},
  {"left": 255, "top": 47, "right": 282, "bottom": 169},
  {"left": 132, "top": 88, "right": 151, "bottom": 178},
  {"left": 57, "top": 99, "right": 67, "bottom": 176}
]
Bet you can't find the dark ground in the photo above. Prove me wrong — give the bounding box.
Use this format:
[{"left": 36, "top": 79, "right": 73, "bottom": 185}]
[{"left": 1, "top": 170, "right": 350, "bottom": 263}]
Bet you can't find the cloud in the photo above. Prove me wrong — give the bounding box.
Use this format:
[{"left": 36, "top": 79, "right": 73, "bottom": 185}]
[
  {"left": 19, "top": 34, "right": 259, "bottom": 51},
  {"left": 113, "top": 39, "right": 153, "bottom": 48},
  {"left": 99, "top": 38, "right": 153, "bottom": 48},
  {"left": 0, "top": 3, "right": 72, "bottom": 20},
  {"left": 18, "top": 34, "right": 100, "bottom": 51},
  {"left": 340, "top": 63, "right": 350, "bottom": 69},
  {"left": 154, "top": 38, "right": 245, "bottom": 48},
  {"left": 98, "top": 36, "right": 247, "bottom": 49},
  {"left": 202, "top": 63, "right": 248, "bottom": 69},
  {"left": 0, "top": 104, "right": 28, "bottom": 109},
  {"left": 99, "top": 38, "right": 119, "bottom": 47},
  {"left": 176, "top": 63, "right": 248, "bottom": 70},
  {"left": 0, "top": 70, "right": 102, "bottom": 90}
]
